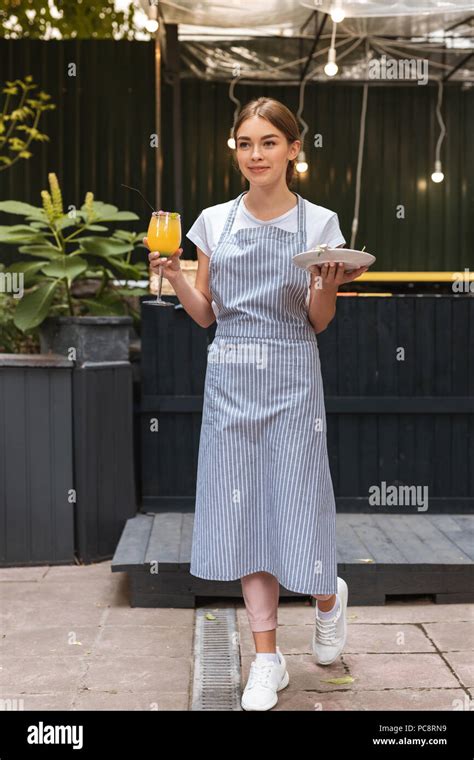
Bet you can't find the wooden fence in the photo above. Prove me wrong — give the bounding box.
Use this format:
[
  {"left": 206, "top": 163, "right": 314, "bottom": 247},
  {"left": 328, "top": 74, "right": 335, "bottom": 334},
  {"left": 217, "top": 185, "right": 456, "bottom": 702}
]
[{"left": 138, "top": 294, "right": 474, "bottom": 514}]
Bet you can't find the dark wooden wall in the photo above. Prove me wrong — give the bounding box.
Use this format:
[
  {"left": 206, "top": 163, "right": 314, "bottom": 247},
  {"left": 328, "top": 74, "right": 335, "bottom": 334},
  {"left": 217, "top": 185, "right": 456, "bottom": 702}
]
[
  {"left": 0, "top": 39, "right": 472, "bottom": 270},
  {"left": 139, "top": 295, "right": 474, "bottom": 514}
]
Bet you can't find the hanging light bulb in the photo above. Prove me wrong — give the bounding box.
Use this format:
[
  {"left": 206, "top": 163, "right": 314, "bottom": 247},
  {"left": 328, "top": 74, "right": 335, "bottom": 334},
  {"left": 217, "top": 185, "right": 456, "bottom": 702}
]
[
  {"left": 330, "top": 1, "right": 345, "bottom": 23},
  {"left": 431, "top": 160, "right": 444, "bottom": 183},
  {"left": 227, "top": 129, "right": 236, "bottom": 150},
  {"left": 296, "top": 151, "right": 308, "bottom": 173},
  {"left": 431, "top": 81, "right": 446, "bottom": 184},
  {"left": 228, "top": 78, "right": 241, "bottom": 150},
  {"left": 145, "top": 4, "right": 159, "bottom": 33},
  {"left": 324, "top": 47, "right": 338, "bottom": 77}
]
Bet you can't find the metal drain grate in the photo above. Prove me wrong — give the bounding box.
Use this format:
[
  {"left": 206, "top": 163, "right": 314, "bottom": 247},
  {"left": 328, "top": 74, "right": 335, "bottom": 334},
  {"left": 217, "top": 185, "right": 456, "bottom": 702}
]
[{"left": 191, "top": 607, "right": 242, "bottom": 711}]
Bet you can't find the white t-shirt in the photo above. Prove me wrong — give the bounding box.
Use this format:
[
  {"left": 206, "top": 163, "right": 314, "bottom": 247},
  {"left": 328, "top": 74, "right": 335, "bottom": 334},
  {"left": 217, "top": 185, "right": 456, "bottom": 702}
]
[{"left": 186, "top": 195, "right": 346, "bottom": 257}]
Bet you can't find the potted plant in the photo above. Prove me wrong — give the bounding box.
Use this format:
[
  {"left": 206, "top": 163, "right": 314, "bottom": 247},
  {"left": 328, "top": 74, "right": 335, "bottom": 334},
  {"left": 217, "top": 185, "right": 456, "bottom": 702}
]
[
  {"left": 0, "top": 172, "right": 148, "bottom": 363},
  {"left": 0, "top": 174, "right": 150, "bottom": 564}
]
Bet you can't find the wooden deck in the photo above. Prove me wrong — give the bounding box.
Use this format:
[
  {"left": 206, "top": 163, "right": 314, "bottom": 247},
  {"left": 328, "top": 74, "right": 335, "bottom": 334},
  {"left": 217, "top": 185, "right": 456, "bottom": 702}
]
[{"left": 111, "top": 512, "right": 474, "bottom": 607}]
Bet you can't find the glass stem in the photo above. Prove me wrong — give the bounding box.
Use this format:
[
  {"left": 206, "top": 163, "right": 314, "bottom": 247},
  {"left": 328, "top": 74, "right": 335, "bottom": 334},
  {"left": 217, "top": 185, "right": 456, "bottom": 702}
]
[{"left": 157, "top": 264, "right": 163, "bottom": 301}]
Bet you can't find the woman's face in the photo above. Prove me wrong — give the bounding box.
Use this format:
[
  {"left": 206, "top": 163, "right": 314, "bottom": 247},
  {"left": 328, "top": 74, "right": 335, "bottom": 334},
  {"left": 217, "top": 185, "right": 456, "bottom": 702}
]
[{"left": 235, "top": 116, "right": 300, "bottom": 186}]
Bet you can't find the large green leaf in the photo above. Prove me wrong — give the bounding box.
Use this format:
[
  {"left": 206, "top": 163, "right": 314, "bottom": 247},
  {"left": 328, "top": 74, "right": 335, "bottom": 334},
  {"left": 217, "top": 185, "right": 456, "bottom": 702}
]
[
  {"left": 79, "top": 238, "right": 134, "bottom": 256},
  {"left": 112, "top": 229, "right": 136, "bottom": 241},
  {"left": 13, "top": 280, "right": 60, "bottom": 331},
  {"left": 7, "top": 261, "right": 49, "bottom": 279},
  {"left": 95, "top": 211, "right": 139, "bottom": 222},
  {"left": 0, "top": 224, "right": 39, "bottom": 235},
  {"left": 26, "top": 214, "right": 48, "bottom": 224},
  {"left": 55, "top": 216, "right": 82, "bottom": 231},
  {"left": 29, "top": 221, "right": 50, "bottom": 229},
  {"left": 18, "top": 244, "right": 62, "bottom": 260},
  {"left": 79, "top": 201, "right": 138, "bottom": 223},
  {"left": 79, "top": 297, "right": 127, "bottom": 316},
  {"left": 41, "top": 256, "right": 88, "bottom": 280},
  {"left": 102, "top": 259, "right": 144, "bottom": 279},
  {"left": 117, "top": 261, "right": 148, "bottom": 278},
  {"left": 0, "top": 201, "right": 44, "bottom": 217},
  {"left": 114, "top": 286, "right": 148, "bottom": 296},
  {"left": 81, "top": 202, "right": 117, "bottom": 218},
  {"left": 0, "top": 225, "right": 44, "bottom": 244}
]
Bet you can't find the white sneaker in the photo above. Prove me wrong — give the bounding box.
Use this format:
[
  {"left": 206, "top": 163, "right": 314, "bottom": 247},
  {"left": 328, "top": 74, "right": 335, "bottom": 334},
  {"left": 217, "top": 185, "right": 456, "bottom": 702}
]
[
  {"left": 312, "top": 577, "right": 348, "bottom": 666},
  {"left": 241, "top": 646, "right": 289, "bottom": 711}
]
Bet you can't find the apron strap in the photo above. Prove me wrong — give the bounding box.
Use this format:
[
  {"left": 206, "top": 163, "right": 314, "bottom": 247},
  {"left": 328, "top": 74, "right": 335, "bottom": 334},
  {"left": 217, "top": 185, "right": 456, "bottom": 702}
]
[
  {"left": 215, "top": 191, "right": 246, "bottom": 249},
  {"left": 296, "top": 192, "right": 307, "bottom": 250},
  {"left": 215, "top": 190, "right": 306, "bottom": 250}
]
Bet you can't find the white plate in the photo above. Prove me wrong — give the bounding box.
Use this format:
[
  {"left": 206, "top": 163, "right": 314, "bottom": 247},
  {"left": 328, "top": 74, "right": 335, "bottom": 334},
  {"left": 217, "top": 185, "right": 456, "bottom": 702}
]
[{"left": 293, "top": 246, "right": 376, "bottom": 273}]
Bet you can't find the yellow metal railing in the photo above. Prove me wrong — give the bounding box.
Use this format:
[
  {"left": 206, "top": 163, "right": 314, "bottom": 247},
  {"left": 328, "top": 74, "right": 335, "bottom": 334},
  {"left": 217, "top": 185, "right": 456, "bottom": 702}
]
[
  {"left": 338, "top": 271, "right": 474, "bottom": 296},
  {"left": 360, "top": 271, "right": 474, "bottom": 283},
  {"left": 153, "top": 265, "right": 474, "bottom": 295}
]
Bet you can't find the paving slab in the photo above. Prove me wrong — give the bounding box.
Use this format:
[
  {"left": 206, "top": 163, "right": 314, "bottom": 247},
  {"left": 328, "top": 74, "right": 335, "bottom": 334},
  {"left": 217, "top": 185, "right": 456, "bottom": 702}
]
[{"left": 1, "top": 561, "right": 472, "bottom": 712}]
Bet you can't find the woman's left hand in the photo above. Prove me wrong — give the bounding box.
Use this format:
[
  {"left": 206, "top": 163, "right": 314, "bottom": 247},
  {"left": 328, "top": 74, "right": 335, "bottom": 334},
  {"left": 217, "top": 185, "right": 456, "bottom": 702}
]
[{"left": 310, "top": 262, "right": 369, "bottom": 289}]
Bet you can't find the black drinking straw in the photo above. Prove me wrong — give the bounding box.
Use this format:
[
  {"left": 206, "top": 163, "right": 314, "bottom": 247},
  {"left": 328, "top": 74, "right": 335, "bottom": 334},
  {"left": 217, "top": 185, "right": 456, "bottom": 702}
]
[{"left": 120, "top": 183, "right": 156, "bottom": 213}]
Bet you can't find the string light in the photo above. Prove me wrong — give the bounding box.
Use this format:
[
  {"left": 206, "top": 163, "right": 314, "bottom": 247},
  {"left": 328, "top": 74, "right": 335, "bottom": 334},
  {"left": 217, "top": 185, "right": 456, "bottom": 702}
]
[
  {"left": 227, "top": 129, "right": 236, "bottom": 150},
  {"left": 431, "top": 160, "right": 444, "bottom": 183},
  {"left": 296, "top": 73, "right": 310, "bottom": 174},
  {"left": 145, "top": 3, "right": 159, "bottom": 33},
  {"left": 294, "top": 37, "right": 367, "bottom": 179},
  {"left": 431, "top": 80, "right": 446, "bottom": 183},
  {"left": 324, "top": 22, "right": 339, "bottom": 77},
  {"left": 330, "top": 1, "right": 345, "bottom": 24},
  {"left": 324, "top": 48, "right": 338, "bottom": 76},
  {"left": 227, "top": 74, "right": 241, "bottom": 150},
  {"left": 296, "top": 150, "right": 308, "bottom": 173}
]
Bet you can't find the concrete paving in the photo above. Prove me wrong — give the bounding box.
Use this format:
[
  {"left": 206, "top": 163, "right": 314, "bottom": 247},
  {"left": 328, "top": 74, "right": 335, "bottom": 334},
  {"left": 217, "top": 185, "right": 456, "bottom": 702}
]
[{"left": 0, "top": 561, "right": 472, "bottom": 711}]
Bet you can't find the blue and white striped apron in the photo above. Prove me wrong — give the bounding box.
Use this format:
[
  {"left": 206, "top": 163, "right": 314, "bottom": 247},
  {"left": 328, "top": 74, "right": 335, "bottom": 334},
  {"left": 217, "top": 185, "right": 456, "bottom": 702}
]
[{"left": 190, "top": 190, "right": 338, "bottom": 595}]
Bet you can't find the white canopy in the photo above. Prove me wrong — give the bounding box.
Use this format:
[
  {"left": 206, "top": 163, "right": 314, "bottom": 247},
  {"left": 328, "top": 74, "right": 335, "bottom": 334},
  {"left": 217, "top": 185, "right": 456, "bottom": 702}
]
[
  {"left": 146, "top": 1, "right": 474, "bottom": 29},
  {"left": 139, "top": 0, "right": 474, "bottom": 83}
]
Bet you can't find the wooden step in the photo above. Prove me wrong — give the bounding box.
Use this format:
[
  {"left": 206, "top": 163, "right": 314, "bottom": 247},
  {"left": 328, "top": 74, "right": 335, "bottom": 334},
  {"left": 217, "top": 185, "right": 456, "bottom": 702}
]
[{"left": 111, "top": 512, "right": 474, "bottom": 608}]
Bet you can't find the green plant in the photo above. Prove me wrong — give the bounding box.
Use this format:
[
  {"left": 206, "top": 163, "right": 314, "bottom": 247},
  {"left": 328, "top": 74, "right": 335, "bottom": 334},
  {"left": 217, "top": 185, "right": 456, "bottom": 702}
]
[
  {"left": 0, "top": 172, "right": 149, "bottom": 332},
  {"left": 1, "top": 0, "right": 136, "bottom": 40},
  {"left": 0, "top": 75, "right": 55, "bottom": 172},
  {"left": 0, "top": 266, "right": 40, "bottom": 352}
]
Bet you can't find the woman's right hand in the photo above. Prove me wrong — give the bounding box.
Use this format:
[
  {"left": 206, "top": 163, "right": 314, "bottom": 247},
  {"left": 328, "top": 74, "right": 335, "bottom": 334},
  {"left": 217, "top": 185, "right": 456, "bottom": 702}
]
[{"left": 144, "top": 236, "right": 183, "bottom": 284}]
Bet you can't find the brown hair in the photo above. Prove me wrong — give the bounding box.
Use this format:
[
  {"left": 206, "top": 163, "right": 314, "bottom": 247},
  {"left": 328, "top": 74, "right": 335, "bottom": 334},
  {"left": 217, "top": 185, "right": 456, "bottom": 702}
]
[{"left": 231, "top": 97, "right": 301, "bottom": 187}]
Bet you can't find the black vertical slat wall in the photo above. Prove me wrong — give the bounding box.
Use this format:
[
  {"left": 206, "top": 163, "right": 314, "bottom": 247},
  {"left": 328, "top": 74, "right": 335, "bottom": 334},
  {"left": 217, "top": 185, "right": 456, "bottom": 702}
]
[
  {"left": 0, "top": 39, "right": 473, "bottom": 270},
  {"left": 72, "top": 364, "right": 137, "bottom": 563},
  {"left": 0, "top": 39, "right": 156, "bottom": 267},
  {"left": 178, "top": 79, "right": 474, "bottom": 270},
  {"left": 0, "top": 357, "right": 75, "bottom": 565},
  {"left": 318, "top": 295, "right": 474, "bottom": 512},
  {"left": 0, "top": 40, "right": 473, "bottom": 521},
  {"left": 139, "top": 296, "right": 474, "bottom": 513},
  {"left": 140, "top": 300, "right": 211, "bottom": 510}
]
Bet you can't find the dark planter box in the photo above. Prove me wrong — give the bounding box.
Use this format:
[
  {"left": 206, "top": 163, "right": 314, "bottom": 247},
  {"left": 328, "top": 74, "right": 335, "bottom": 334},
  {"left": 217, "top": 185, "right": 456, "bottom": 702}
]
[
  {"left": 0, "top": 347, "right": 137, "bottom": 565},
  {"left": 0, "top": 354, "right": 75, "bottom": 565},
  {"left": 39, "top": 316, "right": 133, "bottom": 365},
  {"left": 72, "top": 361, "right": 137, "bottom": 563}
]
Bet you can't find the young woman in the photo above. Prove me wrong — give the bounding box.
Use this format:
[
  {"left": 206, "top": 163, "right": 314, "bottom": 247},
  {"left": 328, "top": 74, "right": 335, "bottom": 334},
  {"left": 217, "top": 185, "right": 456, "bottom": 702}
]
[{"left": 145, "top": 97, "right": 368, "bottom": 711}]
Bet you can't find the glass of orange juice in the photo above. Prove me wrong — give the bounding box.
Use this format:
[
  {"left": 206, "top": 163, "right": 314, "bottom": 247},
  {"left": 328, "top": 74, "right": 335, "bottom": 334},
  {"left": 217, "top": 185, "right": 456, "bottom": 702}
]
[{"left": 143, "top": 210, "right": 182, "bottom": 307}]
